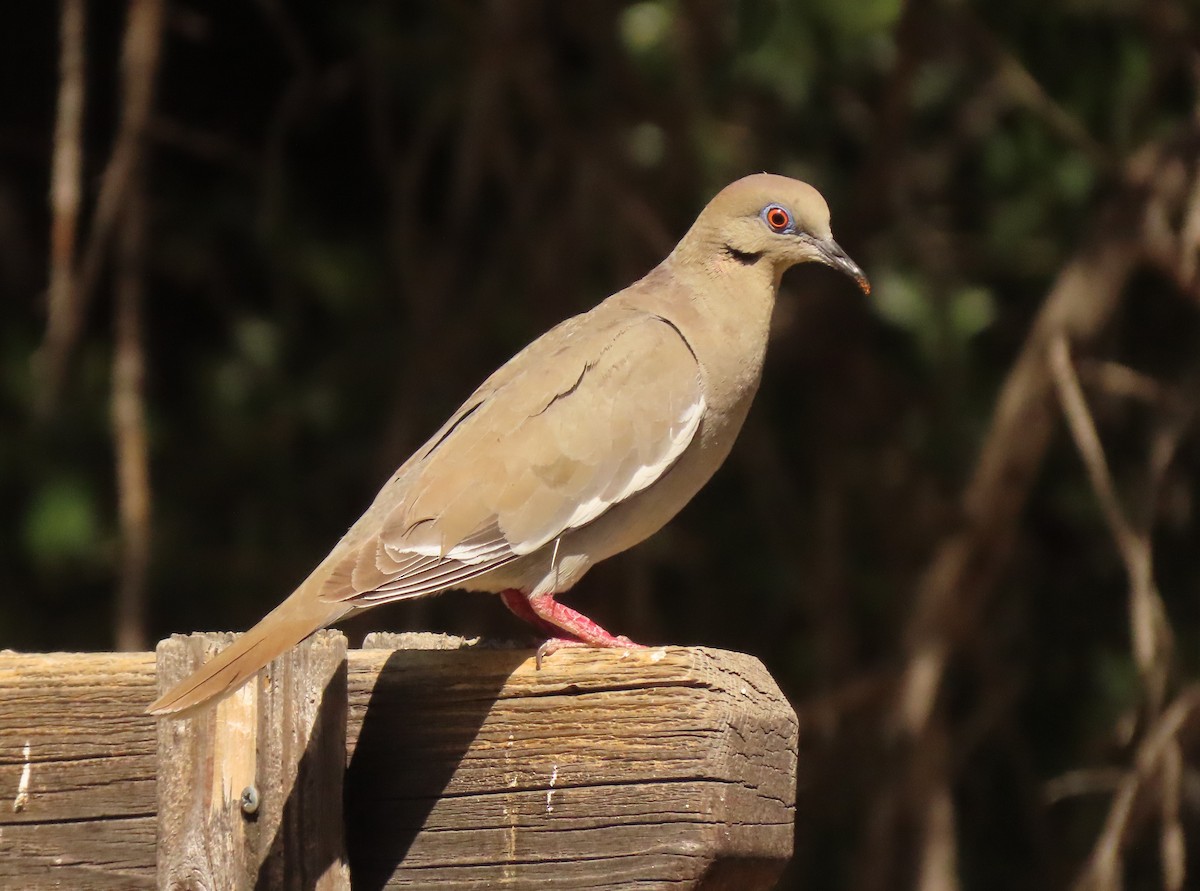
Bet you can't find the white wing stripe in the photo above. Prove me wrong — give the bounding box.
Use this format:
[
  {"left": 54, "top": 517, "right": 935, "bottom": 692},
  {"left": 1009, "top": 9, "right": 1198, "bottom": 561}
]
[{"left": 510, "top": 394, "right": 705, "bottom": 555}]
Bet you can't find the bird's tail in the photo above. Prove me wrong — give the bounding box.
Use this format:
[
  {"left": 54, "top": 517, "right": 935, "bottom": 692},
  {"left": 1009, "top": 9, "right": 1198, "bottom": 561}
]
[{"left": 146, "top": 585, "right": 348, "bottom": 718}]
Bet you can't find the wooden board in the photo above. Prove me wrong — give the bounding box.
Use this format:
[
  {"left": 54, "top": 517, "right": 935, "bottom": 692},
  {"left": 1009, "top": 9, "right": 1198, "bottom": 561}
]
[
  {"left": 0, "top": 639, "right": 797, "bottom": 890},
  {"left": 155, "top": 631, "right": 350, "bottom": 891},
  {"left": 0, "top": 650, "right": 157, "bottom": 889},
  {"left": 346, "top": 635, "right": 797, "bottom": 889}
]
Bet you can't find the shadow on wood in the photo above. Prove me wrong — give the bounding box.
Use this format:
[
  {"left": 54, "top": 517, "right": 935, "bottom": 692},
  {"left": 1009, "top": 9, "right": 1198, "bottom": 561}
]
[
  {"left": 344, "top": 639, "right": 798, "bottom": 889},
  {"left": 253, "top": 657, "right": 349, "bottom": 891},
  {"left": 345, "top": 635, "right": 525, "bottom": 890}
]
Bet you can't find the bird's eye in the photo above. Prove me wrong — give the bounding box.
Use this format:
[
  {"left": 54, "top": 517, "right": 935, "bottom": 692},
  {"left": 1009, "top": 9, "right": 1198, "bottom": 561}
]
[{"left": 764, "top": 205, "right": 791, "bottom": 232}]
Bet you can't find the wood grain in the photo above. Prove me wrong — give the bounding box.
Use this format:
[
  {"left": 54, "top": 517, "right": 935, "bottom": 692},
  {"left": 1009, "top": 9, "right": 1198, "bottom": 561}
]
[
  {"left": 0, "top": 638, "right": 797, "bottom": 890},
  {"left": 155, "top": 631, "right": 350, "bottom": 891},
  {"left": 0, "top": 650, "right": 157, "bottom": 889},
  {"left": 347, "top": 635, "right": 797, "bottom": 889}
]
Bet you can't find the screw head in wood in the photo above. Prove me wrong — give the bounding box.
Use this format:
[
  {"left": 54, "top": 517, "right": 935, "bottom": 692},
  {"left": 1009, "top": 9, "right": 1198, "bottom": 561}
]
[{"left": 240, "top": 785, "right": 260, "bottom": 817}]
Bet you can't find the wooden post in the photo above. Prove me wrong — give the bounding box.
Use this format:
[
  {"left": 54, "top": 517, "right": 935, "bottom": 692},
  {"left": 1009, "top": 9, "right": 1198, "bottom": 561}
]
[
  {"left": 1, "top": 638, "right": 797, "bottom": 889},
  {"left": 154, "top": 630, "right": 350, "bottom": 891},
  {"left": 346, "top": 634, "right": 798, "bottom": 889}
]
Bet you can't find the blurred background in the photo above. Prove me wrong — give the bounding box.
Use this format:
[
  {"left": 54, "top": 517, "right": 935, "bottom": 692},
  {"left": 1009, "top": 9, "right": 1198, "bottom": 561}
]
[{"left": 3, "top": 1, "right": 1200, "bottom": 888}]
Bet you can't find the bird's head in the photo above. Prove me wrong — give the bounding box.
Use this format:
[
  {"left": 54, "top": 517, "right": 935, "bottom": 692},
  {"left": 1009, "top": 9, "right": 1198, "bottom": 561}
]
[{"left": 680, "top": 173, "right": 869, "bottom": 294}]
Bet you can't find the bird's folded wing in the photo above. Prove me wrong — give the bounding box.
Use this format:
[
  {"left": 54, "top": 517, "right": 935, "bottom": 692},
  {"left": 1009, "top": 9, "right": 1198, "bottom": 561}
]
[{"left": 318, "top": 309, "right": 704, "bottom": 604}]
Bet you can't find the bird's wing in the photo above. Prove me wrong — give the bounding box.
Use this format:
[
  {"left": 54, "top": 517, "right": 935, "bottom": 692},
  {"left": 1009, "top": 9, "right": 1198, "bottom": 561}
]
[{"left": 318, "top": 308, "right": 704, "bottom": 604}]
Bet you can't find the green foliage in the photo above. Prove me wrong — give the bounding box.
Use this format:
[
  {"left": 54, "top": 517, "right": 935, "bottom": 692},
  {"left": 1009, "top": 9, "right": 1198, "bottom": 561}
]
[{"left": 22, "top": 478, "right": 103, "bottom": 568}]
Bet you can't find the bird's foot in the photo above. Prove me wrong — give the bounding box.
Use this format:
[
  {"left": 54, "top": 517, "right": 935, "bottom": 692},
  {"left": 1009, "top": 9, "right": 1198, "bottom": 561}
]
[
  {"left": 535, "top": 635, "right": 645, "bottom": 669},
  {"left": 500, "top": 589, "right": 645, "bottom": 668}
]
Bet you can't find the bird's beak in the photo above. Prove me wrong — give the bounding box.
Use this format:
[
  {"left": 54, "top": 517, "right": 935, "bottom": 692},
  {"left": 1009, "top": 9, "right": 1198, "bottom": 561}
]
[{"left": 816, "top": 238, "right": 870, "bottom": 295}]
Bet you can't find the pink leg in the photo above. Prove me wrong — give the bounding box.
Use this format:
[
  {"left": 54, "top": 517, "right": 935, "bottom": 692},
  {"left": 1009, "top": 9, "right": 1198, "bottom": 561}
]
[
  {"left": 526, "top": 592, "right": 637, "bottom": 646},
  {"left": 528, "top": 591, "right": 645, "bottom": 667},
  {"left": 499, "top": 588, "right": 645, "bottom": 668},
  {"left": 500, "top": 588, "right": 562, "bottom": 638}
]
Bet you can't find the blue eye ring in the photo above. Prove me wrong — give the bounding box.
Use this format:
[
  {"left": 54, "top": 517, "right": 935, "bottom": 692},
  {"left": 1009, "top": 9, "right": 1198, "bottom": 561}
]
[{"left": 763, "top": 204, "right": 791, "bottom": 233}]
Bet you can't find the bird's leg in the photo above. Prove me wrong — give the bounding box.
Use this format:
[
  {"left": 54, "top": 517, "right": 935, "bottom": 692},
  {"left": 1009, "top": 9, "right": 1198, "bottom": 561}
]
[
  {"left": 527, "top": 592, "right": 635, "bottom": 645},
  {"left": 499, "top": 588, "right": 563, "bottom": 638},
  {"left": 525, "top": 591, "right": 646, "bottom": 668},
  {"left": 500, "top": 589, "right": 646, "bottom": 667}
]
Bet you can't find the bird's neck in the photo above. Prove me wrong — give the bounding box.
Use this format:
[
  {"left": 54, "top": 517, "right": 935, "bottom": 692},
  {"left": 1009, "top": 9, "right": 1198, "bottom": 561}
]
[
  {"left": 648, "top": 249, "right": 780, "bottom": 424},
  {"left": 662, "top": 243, "right": 781, "bottom": 342}
]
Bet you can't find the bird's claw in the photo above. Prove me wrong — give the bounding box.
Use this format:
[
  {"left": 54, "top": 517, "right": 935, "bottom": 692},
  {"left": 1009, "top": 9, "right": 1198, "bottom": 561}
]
[{"left": 534, "top": 635, "right": 647, "bottom": 669}]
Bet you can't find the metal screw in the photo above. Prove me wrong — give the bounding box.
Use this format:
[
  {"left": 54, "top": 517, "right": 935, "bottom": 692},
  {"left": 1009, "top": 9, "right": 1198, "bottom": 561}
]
[{"left": 239, "top": 785, "right": 260, "bottom": 816}]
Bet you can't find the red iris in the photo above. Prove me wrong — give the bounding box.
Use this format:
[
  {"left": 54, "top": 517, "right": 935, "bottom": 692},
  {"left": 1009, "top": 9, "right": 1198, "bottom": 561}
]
[{"left": 766, "top": 207, "right": 790, "bottom": 232}]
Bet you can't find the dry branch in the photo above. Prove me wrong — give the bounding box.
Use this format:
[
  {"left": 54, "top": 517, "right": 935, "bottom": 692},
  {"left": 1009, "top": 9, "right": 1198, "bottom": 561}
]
[
  {"left": 1073, "top": 688, "right": 1200, "bottom": 891},
  {"left": 110, "top": 0, "right": 164, "bottom": 651},
  {"left": 897, "top": 227, "right": 1143, "bottom": 736},
  {"left": 111, "top": 179, "right": 152, "bottom": 653},
  {"left": 1049, "top": 336, "right": 1172, "bottom": 714},
  {"left": 35, "top": 0, "right": 86, "bottom": 414},
  {"left": 36, "top": 0, "right": 165, "bottom": 413},
  {"left": 898, "top": 129, "right": 1200, "bottom": 727},
  {"left": 887, "top": 126, "right": 1200, "bottom": 891}
]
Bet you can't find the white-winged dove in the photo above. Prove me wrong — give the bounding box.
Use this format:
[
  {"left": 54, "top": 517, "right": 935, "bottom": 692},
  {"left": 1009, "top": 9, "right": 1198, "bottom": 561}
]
[{"left": 148, "top": 173, "right": 868, "bottom": 716}]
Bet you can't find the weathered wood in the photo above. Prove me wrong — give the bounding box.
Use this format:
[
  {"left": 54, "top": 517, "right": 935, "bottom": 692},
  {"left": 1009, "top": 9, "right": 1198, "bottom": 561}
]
[
  {"left": 347, "top": 634, "right": 797, "bottom": 890},
  {"left": 0, "top": 638, "right": 797, "bottom": 890},
  {"left": 155, "top": 631, "right": 350, "bottom": 891},
  {"left": 0, "top": 650, "right": 157, "bottom": 890}
]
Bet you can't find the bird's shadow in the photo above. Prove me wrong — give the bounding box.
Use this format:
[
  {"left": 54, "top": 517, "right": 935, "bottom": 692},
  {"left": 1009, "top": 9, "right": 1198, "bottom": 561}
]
[
  {"left": 252, "top": 643, "right": 525, "bottom": 891},
  {"left": 344, "top": 646, "right": 527, "bottom": 890},
  {"left": 251, "top": 658, "right": 348, "bottom": 891}
]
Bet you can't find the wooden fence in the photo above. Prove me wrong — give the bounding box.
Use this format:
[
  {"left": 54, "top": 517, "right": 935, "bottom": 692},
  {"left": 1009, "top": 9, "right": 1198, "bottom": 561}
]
[{"left": 0, "top": 632, "right": 798, "bottom": 889}]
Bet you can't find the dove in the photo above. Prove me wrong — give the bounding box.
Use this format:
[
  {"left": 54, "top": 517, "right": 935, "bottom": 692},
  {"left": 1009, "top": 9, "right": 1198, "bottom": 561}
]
[{"left": 147, "top": 173, "right": 868, "bottom": 716}]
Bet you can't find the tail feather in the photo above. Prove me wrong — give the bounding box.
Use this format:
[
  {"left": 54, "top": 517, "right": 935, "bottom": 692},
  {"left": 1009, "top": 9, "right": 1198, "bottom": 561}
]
[{"left": 146, "top": 589, "right": 347, "bottom": 718}]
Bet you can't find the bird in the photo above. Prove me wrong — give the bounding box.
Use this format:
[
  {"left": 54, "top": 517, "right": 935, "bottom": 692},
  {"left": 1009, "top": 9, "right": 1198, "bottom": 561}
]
[{"left": 147, "top": 173, "right": 868, "bottom": 717}]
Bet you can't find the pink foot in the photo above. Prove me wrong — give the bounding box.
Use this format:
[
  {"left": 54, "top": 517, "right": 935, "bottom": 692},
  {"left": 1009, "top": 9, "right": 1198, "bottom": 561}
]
[
  {"left": 535, "top": 635, "right": 644, "bottom": 669},
  {"left": 499, "top": 589, "right": 645, "bottom": 669}
]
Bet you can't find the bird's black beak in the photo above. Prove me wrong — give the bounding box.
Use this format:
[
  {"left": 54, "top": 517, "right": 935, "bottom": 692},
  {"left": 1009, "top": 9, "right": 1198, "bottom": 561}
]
[{"left": 817, "top": 238, "right": 870, "bottom": 295}]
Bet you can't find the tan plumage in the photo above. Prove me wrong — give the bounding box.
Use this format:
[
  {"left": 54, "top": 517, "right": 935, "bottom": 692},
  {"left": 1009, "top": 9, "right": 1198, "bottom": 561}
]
[{"left": 148, "top": 173, "right": 868, "bottom": 717}]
